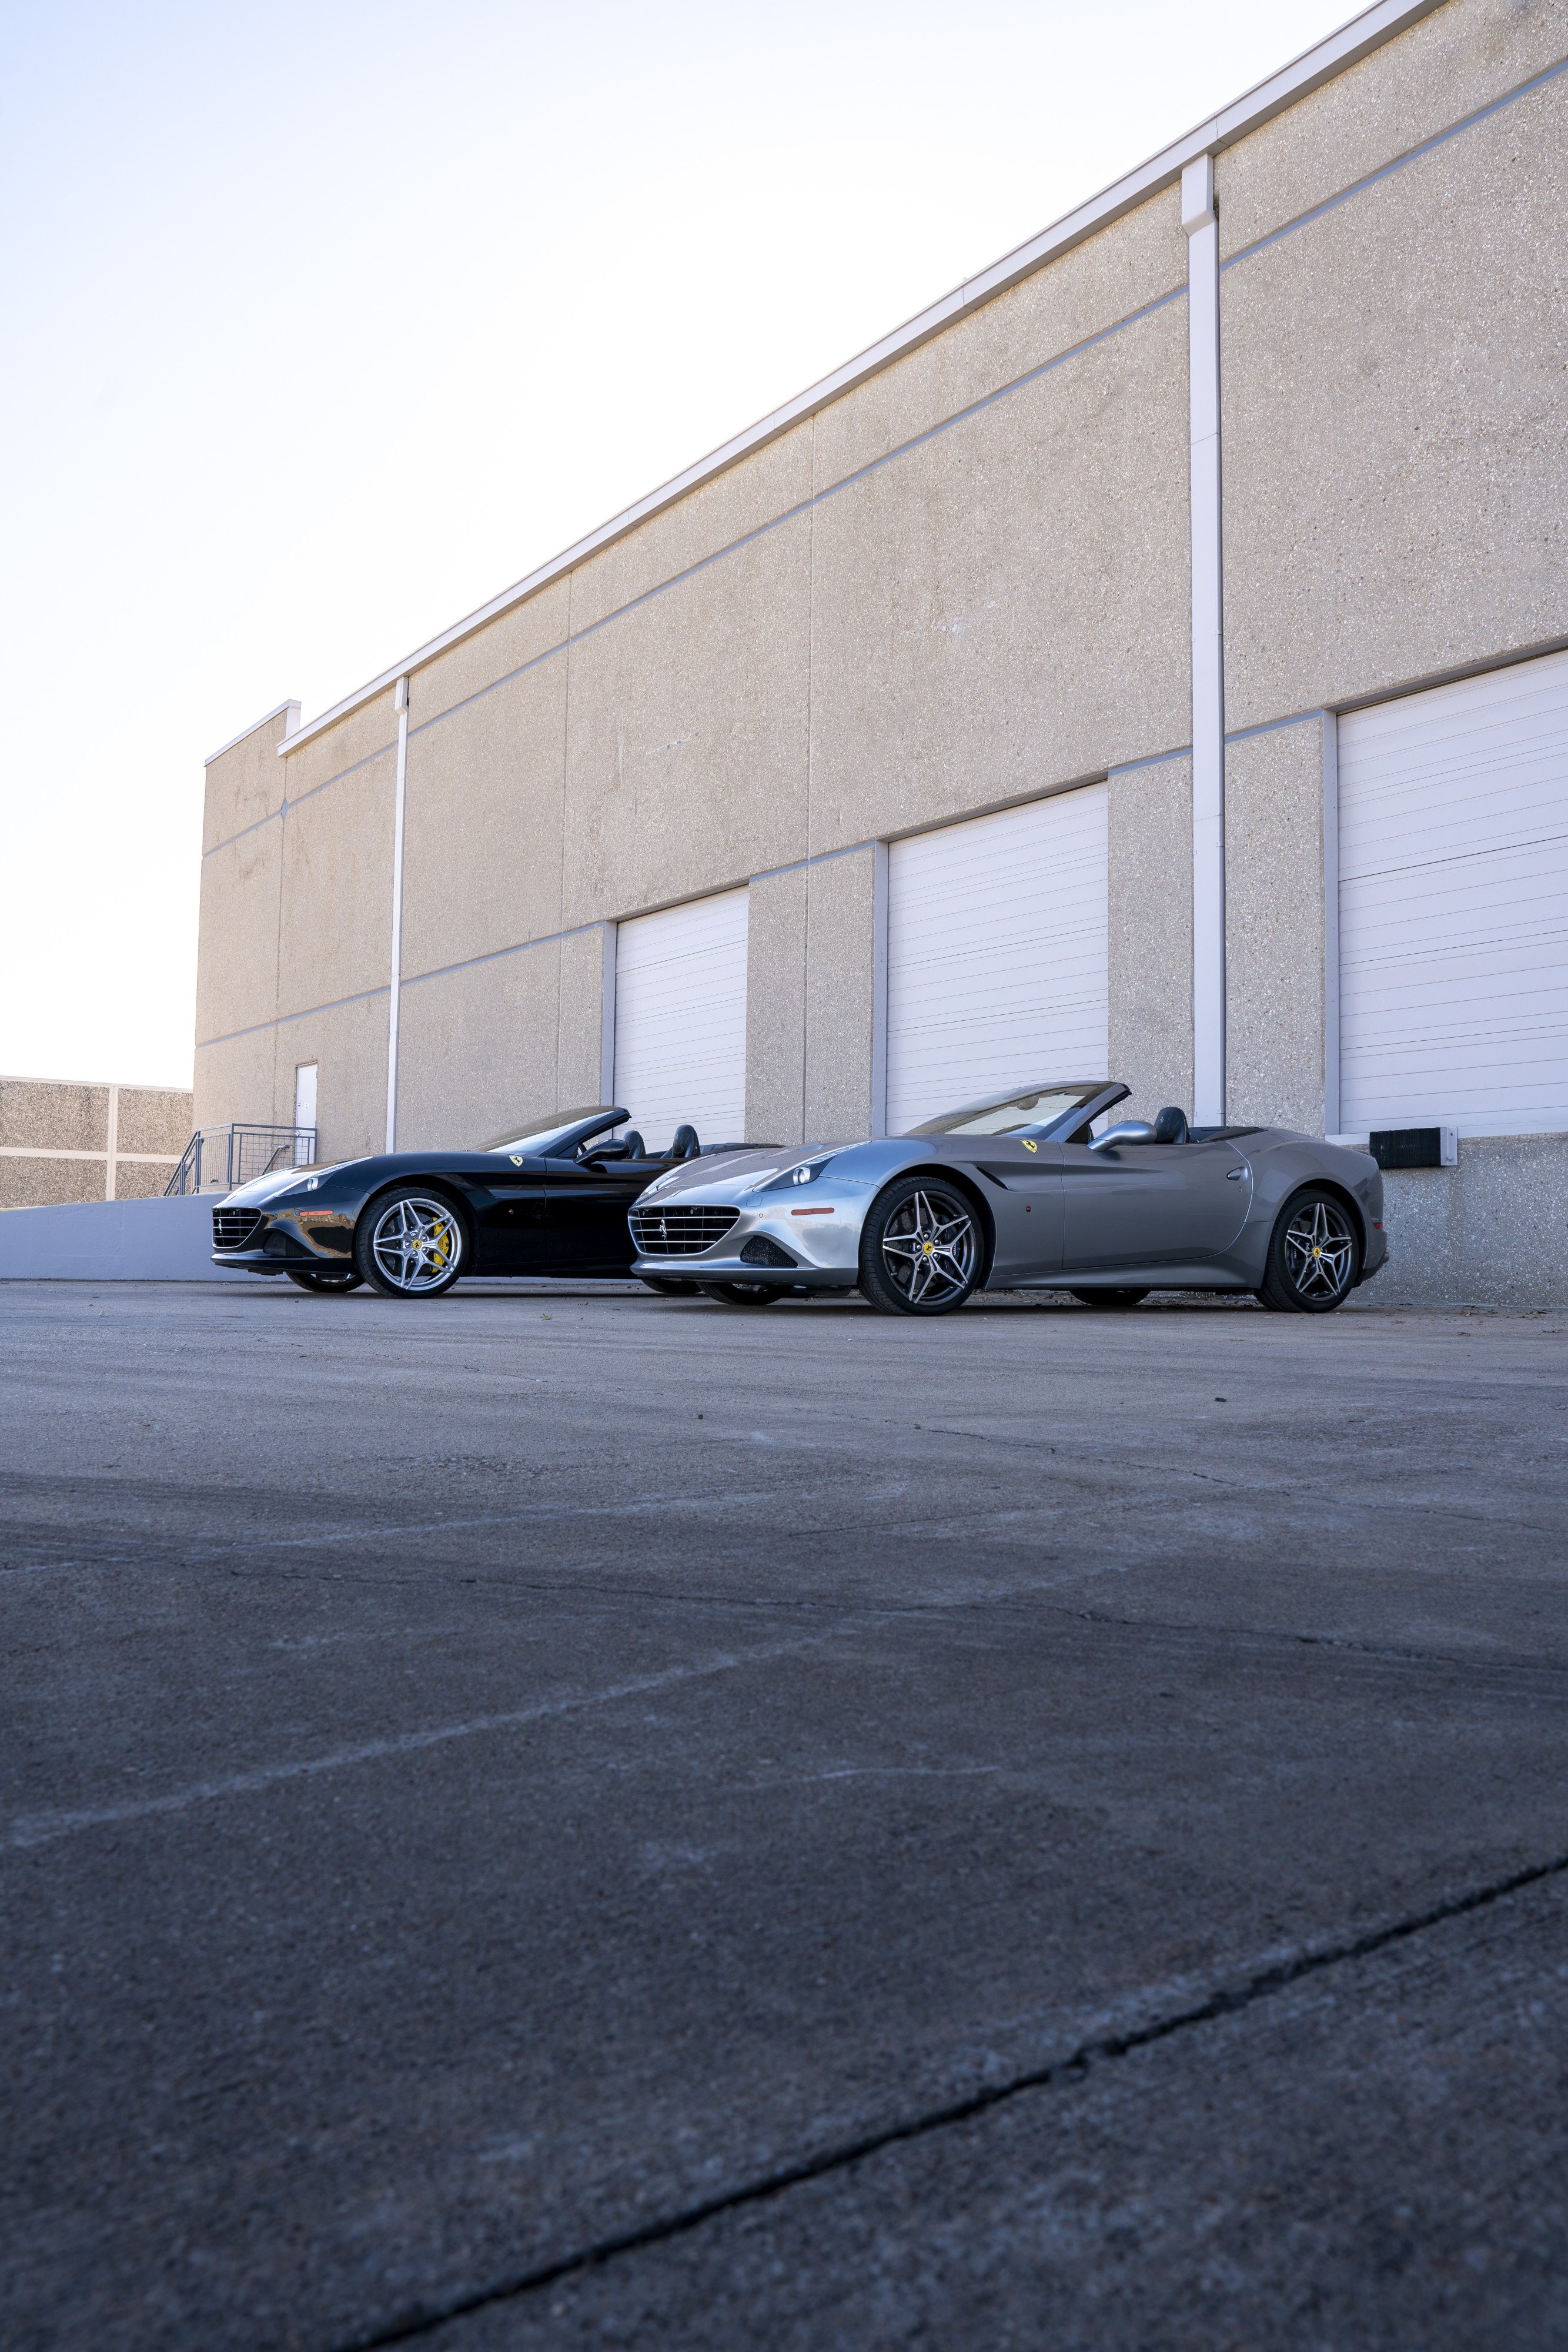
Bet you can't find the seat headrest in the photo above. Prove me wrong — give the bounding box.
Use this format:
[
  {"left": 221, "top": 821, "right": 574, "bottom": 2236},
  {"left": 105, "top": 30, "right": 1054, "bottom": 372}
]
[
  {"left": 1152, "top": 1105, "right": 1189, "bottom": 1145},
  {"left": 670, "top": 1123, "right": 701, "bottom": 1160}
]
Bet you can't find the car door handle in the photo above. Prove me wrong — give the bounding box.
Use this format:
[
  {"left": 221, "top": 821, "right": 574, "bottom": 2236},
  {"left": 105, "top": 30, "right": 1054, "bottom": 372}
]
[{"left": 1225, "top": 1168, "right": 1246, "bottom": 1181}]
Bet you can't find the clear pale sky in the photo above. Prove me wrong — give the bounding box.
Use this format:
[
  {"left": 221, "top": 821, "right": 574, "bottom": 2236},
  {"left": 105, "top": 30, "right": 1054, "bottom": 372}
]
[{"left": 1, "top": 0, "right": 1355, "bottom": 1089}]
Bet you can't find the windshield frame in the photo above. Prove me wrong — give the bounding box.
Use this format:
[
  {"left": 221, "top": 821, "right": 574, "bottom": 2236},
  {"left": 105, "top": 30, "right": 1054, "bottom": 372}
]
[
  {"left": 482, "top": 1107, "right": 628, "bottom": 1158},
  {"left": 905, "top": 1082, "right": 1129, "bottom": 1141}
]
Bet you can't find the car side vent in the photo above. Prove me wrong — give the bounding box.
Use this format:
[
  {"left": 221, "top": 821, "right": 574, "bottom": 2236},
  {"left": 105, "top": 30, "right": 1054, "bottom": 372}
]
[{"left": 740, "top": 1234, "right": 797, "bottom": 1268}]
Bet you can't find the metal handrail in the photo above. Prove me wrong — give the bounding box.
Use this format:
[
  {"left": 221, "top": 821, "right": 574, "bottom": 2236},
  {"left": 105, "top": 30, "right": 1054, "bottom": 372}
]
[{"left": 163, "top": 1125, "right": 318, "bottom": 1196}]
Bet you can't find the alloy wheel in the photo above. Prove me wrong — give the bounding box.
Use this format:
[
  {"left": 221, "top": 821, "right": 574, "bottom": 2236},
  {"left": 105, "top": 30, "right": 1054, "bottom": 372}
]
[
  {"left": 369, "top": 1195, "right": 463, "bottom": 1294},
  {"left": 1282, "top": 1198, "right": 1355, "bottom": 1301},
  {"left": 878, "top": 1185, "right": 978, "bottom": 1308}
]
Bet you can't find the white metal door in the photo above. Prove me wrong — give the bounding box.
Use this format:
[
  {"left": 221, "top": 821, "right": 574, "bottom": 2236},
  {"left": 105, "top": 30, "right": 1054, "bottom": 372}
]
[
  {"left": 1339, "top": 649, "right": 1568, "bottom": 1139},
  {"left": 613, "top": 888, "right": 748, "bottom": 1148},
  {"left": 886, "top": 786, "right": 1109, "bottom": 1135},
  {"left": 293, "top": 1063, "right": 317, "bottom": 1164}
]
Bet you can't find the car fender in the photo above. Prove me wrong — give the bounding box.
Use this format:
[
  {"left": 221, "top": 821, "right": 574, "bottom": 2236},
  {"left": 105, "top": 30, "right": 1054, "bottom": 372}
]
[
  {"left": 1241, "top": 1141, "right": 1373, "bottom": 1252},
  {"left": 862, "top": 1158, "right": 998, "bottom": 1285},
  {"left": 355, "top": 1171, "right": 477, "bottom": 1257}
]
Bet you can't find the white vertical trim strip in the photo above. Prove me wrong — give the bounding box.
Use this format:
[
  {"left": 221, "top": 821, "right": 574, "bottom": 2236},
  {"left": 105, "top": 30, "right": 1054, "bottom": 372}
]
[
  {"left": 385, "top": 677, "right": 410, "bottom": 1152},
  {"left": 599, "top": 923, "right": 617, "bottom": 1103},
  {"left": 870, "top": 840, "right": 890, "bottom": 1138},
  {"left": 1183, "top": 155, "right": 1226, "bottom": 1128},
  {"left": 104, "top": 1084, "right": 119, "bottom": 1201},
  {"left": 1321, "top": 710, "right": 1340, "bottom": 1136}
]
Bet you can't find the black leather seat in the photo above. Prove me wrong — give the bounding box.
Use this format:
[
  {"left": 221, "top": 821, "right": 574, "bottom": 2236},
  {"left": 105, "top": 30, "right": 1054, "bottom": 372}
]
[
  {"left": 622, "top": 1131, "right": 646, "bottom": 1159},
  {"left": 670, "top": 1124, "right": 701, "bottom": 1160},
  {"left": 1152, "top": 1105, "right": 1189, "bottom": 1145}
]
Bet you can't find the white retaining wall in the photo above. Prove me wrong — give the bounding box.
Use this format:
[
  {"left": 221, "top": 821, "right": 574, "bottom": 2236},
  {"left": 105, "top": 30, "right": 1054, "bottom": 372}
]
[{"left": 0, "top": 1195, "right": 248, "bottom": 1281}]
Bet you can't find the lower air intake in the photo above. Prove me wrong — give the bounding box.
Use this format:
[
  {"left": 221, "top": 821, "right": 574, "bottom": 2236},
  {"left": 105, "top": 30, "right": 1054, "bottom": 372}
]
[
  {"left": 740, "top": 1234, "right": 797, "bottom": 1268},
  {"left": 213, "top": 1207, "right": 263, "bottom": 1250}
]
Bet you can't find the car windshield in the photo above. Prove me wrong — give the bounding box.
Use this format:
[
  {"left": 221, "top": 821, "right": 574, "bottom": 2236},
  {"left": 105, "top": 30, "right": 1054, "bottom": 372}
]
[
  {"left": 484, "top": 1107, "right": 621, "bottom": 1155},
  {"left": 908, "top": 1085, "right": 1106, "bottom": 1137}
]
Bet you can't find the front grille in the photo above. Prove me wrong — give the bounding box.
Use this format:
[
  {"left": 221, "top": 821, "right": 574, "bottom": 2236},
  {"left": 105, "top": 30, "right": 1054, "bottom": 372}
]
[
  {"left": 630, "top": 1205, "right": 740, "bottom": 1258},
  {"left": 740, "top": 1234, "right": 797, "bottom": 1268},
  {"left": 213, "top": 1207, "right": 263, "bottom": 1250}
]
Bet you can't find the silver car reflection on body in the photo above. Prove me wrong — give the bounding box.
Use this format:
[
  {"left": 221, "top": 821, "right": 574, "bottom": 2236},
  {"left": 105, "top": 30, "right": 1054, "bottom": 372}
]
[{"left": 628, "top": 1081, "right": 1387, "bottom": 1316}]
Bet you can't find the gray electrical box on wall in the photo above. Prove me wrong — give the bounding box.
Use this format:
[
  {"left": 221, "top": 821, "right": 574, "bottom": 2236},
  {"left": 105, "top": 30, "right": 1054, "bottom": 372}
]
[{"left": 1368, "top": 1127, "right": 1459, "bottom": 1171}]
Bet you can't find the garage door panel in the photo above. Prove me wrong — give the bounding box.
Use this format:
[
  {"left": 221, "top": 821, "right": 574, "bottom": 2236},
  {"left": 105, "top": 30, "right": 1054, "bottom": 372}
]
[
  {"left": 613, "top": 890, "right": 748, "bottom": 1150},
  {"left": 887, "top": 787, "right": 1109, "bottom": 1135},
  {"left": 1339, "top": 648, "right": 1568, "bottom": 1140}
]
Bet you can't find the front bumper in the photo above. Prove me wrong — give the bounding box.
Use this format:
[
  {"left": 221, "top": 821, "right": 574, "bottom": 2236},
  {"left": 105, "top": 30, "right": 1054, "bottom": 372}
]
[
  {"left": 212, "top": 1202, "right": 356, "bottom": 1275},
  {"left": 633, "top": 1255, "right": 858, "bottom": 1290},
  {"left": 631, "top": 1188, "right": 867, "bottom": 1288}
]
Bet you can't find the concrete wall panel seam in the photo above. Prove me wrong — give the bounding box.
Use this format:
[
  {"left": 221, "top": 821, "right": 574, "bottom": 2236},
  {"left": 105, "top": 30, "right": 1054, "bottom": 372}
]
[
  {"left": 1225, "top": 710, "right": 1331, "bottom": 744},
  {"left": 1109, "top": 745, "right": 1195, "bottom": 777},
  {"left": 201, "top": 804, "right": 284, "bottom": 860},
  {"left": 397, "top": 280, "right": 1186, "bottom": 775},
  {"left": 202, "top": 734, "right": 401, "bottom": 864},
  {"left": 268, "top": 1, "right": 1443, "bottom": 766},
  {"left": 1222, "top": 46, "right": 1568, "bottom": 275},
  {"left": 195, "top": 984, "right": 392, "bottom": 1053}
]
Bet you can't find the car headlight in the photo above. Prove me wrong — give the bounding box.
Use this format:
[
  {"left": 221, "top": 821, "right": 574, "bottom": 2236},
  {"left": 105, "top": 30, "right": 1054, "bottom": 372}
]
[{"left": 750, "top": 1152, "right": 837, "bottom": 1194}]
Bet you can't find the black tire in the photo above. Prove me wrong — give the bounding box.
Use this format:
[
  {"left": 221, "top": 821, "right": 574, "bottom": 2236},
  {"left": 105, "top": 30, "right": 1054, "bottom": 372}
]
[
  {"left": 697, "top": 1281, "right": 785, "bottom": 1306},
  {"left": 1068, "top": 1288, "right": 1150, "bottom": 1308},
  {"left": 640, "top": 1275, "right": 700, "bottom": 1297},
  {"left": 353, "top": 1185, "right": 468, "bottom": 1299},
  {"left": 286, "top": 1267, "right": 363, "bottom": 1294},
  {"left": 858, "top": 1175, "right": 982, "bottom": 1317},
  {"left": 1255, "top": 1187, "right": 1360, "bottom": 1314}
]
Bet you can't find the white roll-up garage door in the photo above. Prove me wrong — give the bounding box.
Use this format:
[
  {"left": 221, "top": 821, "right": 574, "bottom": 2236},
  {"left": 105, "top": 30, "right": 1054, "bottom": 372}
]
[
  {"left": 613, "top": 888, "right": 748, "bottom": 1148},
  {"left": 1339, "top": 649, "right": 1568, "bottom": 1139},
  {"left": 886, "top": 785, "right": 1109, "bottom": 1135}
]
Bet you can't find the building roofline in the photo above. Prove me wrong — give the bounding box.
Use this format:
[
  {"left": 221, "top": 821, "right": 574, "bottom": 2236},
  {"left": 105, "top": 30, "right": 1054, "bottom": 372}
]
[
  {"left": 205, "top": 699, "right": 300, "bottom": 769},
  {"left": 276, "top": 0, "right": 1443, "bottom": 762}
]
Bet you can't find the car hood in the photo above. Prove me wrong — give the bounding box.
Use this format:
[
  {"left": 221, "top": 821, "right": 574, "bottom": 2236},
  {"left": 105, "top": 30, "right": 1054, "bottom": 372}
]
[
  {"left": 225, "top": 1160, "right": 362, "bottom": 1206},
  {"left": 634, "top": 1147, "right": 847, "bottom": 1204}
]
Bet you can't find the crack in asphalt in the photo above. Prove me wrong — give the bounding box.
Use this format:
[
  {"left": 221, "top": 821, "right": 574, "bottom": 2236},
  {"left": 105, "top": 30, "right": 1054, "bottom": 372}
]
[{"left": 329, "top": 1844, "right": 1568, "bottom": 2351}]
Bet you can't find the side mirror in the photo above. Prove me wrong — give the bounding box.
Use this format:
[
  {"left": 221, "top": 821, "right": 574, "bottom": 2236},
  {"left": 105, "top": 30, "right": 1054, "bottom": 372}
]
[{"left": 1089, "top": 1120, "right": 1158, "bottom": 1152}]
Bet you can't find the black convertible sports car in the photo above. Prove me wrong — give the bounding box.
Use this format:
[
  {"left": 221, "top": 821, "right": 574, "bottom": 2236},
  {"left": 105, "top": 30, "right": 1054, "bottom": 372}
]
[{"left": 209, "top": 1108, "right": 753, "bottom": 1297}]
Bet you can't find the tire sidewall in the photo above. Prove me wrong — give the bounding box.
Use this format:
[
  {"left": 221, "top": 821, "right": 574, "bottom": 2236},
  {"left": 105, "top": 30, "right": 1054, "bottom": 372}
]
[
  {"left": 858, "top": 1175, "right": 982, "bottom": 1317},
  {"left": 1261, "top": 1187, "right": 1360, "bottom": 1314},
  {"left": 353, "top": 1184, "right": 469, "bottom": 1298}
]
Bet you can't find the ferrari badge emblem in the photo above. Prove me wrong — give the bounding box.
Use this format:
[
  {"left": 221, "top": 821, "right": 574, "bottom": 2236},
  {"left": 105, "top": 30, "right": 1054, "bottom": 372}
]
[
  {"left": 1021, "top": 1137, "right": 1038, "bottom": 1154},
  {"left": 510, "top": 1154, "right": 524, "bottom": 1165}
]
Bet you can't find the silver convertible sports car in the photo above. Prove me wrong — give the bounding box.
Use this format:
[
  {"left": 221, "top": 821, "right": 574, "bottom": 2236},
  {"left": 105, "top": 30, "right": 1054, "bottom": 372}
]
[{"left": 628, "top": 1080, "right": 1387, "bottom": 1316}]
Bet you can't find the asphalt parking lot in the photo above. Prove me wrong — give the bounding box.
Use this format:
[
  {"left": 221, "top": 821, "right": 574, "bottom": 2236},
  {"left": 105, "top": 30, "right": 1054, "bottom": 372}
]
[{"left": 5, "top": 1277, "right": 1568, "bottom": 2351}]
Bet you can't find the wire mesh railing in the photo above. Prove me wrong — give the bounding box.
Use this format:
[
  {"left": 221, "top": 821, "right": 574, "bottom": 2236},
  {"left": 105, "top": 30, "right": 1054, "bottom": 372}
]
[{"left": 163, "top": 1125, "right": 317, "bottom": 1196}]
